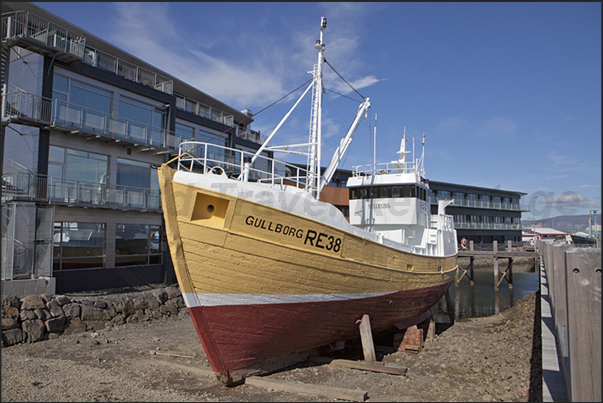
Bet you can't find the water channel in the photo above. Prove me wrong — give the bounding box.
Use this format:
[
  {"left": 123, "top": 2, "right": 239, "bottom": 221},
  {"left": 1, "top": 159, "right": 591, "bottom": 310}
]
[{"left": 432, "top": 267, "right": 540, "bottom": 322}]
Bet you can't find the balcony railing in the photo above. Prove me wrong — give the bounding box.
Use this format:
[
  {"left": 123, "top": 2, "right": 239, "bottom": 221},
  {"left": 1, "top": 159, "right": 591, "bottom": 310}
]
[
  {"left": 1, "top": 11, "right": 85, "bottom": 62},
  {"left": 453, "top": 222, "right": 523, "bottom": 230},
  {"left": 235, "top": 125, "right": 268, "bottom": 145},
  {"left": 2, "top": 171, "right": 161, "bottom": 212},
  {"left": 2, "top": 89, "right": 185, "bottom": 151},
  {"left": 428, "top": 195, "right": 528, "bottom": 212},
  {"left": 82, "top": 46, "right": 173, "bottom": 95},
  {"left": 175, "top": 95, "right": 234, "bottom": 127}
]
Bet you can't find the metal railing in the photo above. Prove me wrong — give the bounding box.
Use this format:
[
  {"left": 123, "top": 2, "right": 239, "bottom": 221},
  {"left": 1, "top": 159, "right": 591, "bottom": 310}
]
[
  {"left": 428, "top": 195, "right": 527, "bottom": 212},
  {"left": 1, "top": 11, "right": 85, "bottom": 60},
  {"left": 175, "top": 95, "right": 234, "bottom": 126},
  {"left": 2, "top": 171, "right": 161, "bottom": 212},
  {"left": 453, "top": 222, "right": 523, "bottom": 230},
  {"left": 235, "top": 125, "right": 267, "bottom": 145},
  {"left": 178, "top": 141, "right": 310, "bottom": 191},
  {"left": 2, "top": 89, "right": 185, "bottom": 151},
  {"left": 82, "top": 46, "right": 173, "bottom": 95}
]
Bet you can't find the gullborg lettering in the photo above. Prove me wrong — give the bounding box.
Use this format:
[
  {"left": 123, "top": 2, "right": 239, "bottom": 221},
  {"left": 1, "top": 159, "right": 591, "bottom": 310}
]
[{"left": 245, "top": 215, "right": 342, "bottom": 253}]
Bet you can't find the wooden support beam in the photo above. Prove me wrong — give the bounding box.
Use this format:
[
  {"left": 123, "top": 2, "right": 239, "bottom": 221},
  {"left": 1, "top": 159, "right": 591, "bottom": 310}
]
[
  {"left": 357, "top": 314, "right": 376, "bottom": 363},
  {"left": 444, "top": 288, "right": 454, "bottom": 324},
  {"left": 329, "top": 359, "right": 408, "bottom": 376},
  {"left": 245, "top": 376, "right": 368, "bottom": 402}
]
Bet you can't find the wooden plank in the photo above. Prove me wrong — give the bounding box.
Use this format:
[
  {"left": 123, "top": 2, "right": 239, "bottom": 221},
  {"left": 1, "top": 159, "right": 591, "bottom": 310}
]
[
  {"left": 358, "top": 314, "right": 376, "bottom": 363},
  {"left": 148, "top": 358, "right": 216, "bottom": 377},
  {"left": 245, "top": 376, "right": 368, "bottom": 402},
  {"left": 565, "top": 248, "right": 601, "bottom": 403},
  {"left": 149, "top": 350, "right": 196, "bottom": 359},
  {"left": 329, "top": 359, "right": 408, "bottom": 376}
]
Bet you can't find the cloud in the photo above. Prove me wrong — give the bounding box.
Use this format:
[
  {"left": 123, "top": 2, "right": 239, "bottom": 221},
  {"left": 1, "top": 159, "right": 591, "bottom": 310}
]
[{"left": 105, "top": 2, "right": 382, "bottom": 111}]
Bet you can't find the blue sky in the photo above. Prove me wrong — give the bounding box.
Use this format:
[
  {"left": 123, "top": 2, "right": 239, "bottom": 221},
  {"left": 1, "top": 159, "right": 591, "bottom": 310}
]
[{"left": 35, "top": 2, "right": 601, "bottom": 220}]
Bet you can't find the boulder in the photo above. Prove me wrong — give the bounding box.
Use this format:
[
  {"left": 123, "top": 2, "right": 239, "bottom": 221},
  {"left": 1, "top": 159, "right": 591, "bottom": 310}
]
[
  {"left": 80, "top": 304, "right": 111, "bottom": 321},
  {"left": 1, "top": 317, "right": 20, "bottom": 331},
  {"left": 62, "top": 303, "right": 81, "bottom": 319},
  {"left": 1, "top": 328, "right": 23, "bottom": 346},
  {"left": 2, "top": 305, "right": 20, "bottom": 320},
  {"left": 55, "top": 295, "right": 72, "bottom": 306},
  {"left": 150, "top": 288, "right": 169, "bottom": 304},
  {"left": 165, "top": 286, "right": 181, "bottom": 299},
  {"left": 46, "top": 298, "right": 65, "bottom": 318},
  {"left": 20, "top": 295, "right": 46, "bottom": 310},
  {"left": 45, "top": 316, "right": 66, "bottom": 333},
  {"left": 22, "top": 319, "right": 46, "bottom": 343}
]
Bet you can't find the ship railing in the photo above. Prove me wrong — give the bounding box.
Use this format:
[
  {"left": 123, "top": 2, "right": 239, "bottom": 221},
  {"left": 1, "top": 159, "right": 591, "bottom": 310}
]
[
  {"left": 431, "top": 214, "right": 454, "bottom": 231},
  {"left": 177, "top": 141, "right": 310, "bottom": 190},
  {"left": 352, "top": 161, "right": 418, "bottom": 176}
]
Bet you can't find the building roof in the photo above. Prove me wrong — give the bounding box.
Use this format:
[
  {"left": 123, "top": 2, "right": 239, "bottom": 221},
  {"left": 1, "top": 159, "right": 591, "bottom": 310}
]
[{"left": 524, "top": 227, "right": 568, "bottom": 236}]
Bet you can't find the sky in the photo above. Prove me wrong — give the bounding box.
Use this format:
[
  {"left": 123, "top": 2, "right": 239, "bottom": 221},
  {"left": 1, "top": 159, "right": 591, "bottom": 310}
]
[{"left": 34, "top": 2, "right": 601, "bottom": 220}]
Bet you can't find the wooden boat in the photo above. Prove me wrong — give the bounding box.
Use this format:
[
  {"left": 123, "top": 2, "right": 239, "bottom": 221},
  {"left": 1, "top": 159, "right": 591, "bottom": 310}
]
[{"left": 158, "top": 17, "right": 458, "bottom": 385}]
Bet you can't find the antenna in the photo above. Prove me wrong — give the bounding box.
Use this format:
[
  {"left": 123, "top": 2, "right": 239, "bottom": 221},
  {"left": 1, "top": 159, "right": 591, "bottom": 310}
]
[{"left": 373, "top": 113, "right": 377, "bottom": 172}]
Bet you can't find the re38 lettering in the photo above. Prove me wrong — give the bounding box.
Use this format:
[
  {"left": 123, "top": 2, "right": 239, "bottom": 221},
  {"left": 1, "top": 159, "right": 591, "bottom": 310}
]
[{"left": 245, "top": 215, "right": 342, "bottom": 253}]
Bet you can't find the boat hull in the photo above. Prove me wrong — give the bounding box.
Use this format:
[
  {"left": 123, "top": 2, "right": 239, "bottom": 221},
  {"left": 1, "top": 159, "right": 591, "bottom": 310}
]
[{"left": 158, "top": 166, "right": 457, "bottom": 384}]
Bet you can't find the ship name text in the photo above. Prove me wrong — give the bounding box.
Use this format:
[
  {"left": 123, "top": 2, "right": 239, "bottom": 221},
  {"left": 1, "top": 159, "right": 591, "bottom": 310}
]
[{"left": 245, "top": 215, "right": 342, "bottom": 253}]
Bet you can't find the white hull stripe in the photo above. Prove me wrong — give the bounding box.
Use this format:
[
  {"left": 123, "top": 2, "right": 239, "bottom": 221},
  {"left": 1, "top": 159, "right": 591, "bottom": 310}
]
[{"left": 182, "top": 291, "right": 398, "bottom": 308}]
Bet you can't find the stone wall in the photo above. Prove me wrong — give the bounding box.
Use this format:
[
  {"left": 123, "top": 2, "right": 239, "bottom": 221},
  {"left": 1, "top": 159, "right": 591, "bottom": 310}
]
[{"left": 1, "top": 286, "right": 186, "bottom": 347}]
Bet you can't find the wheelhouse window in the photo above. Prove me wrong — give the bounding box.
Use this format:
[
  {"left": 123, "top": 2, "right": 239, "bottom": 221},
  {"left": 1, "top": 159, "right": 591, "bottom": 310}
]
[
  {"left": 53, "top": 222, "right": 105, "bottom": 270},
  {"left": 350, "top": 185, "right": 427, "bottom": 201}
]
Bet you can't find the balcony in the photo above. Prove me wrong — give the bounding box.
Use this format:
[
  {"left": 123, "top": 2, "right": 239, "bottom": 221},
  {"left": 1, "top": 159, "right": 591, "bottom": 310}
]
[
  {"left": 428, "top": 196, "right": 528, "bottom": 212},
  {"left": 453, "top": 222, "right": 523, "bottom": 231},
  {"left": 82, "top": 46, "right": 173, "bottom": 95},
  {"left": 1, "top": 11, "right": 85, "bottom": 63},
  {"left": 2, "top": 170, "right": 161, "bottom": 212},
  {"left": 2, "top": 89, "right": 183, "bottom": 153}
]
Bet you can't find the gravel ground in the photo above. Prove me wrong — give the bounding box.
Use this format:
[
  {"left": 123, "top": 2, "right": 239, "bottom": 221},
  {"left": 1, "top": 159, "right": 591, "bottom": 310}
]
[{"left": 1, "top": 290, "right": 540, "bottom": 402}]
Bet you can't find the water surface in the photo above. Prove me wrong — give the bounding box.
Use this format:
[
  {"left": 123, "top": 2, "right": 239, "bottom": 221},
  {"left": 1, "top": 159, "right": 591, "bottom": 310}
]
[{"left": 432, "top": 269, "right": 540, "bottom": 321}]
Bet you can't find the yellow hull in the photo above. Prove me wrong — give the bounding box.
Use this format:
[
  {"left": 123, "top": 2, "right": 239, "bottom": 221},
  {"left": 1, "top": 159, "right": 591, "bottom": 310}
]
[{"left": 158, "top": 165, "right": 456, "bottom": 383}]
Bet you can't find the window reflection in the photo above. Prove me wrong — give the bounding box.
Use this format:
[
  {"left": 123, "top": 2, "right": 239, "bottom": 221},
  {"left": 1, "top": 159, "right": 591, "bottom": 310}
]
[
  {"left": 115, "top": 224, "right": 162, "bottom": 266},
  {"left": 53, "top": 222, "right": 105, "bottom": 270}
]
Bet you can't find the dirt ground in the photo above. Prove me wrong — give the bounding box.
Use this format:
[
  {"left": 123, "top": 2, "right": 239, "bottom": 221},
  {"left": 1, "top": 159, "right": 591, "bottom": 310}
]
[{"left": 1, "top": 289, "right": 540, "bottom": 402}]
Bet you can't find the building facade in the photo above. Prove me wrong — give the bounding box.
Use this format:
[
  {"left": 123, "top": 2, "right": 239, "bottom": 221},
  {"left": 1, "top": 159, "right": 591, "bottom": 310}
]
[{"left": 1, "top": 2, "right": 268, "bottom": 294}]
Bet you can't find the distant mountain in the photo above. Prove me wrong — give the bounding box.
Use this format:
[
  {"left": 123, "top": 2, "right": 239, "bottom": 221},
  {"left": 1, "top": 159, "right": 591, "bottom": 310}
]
[{"left": 521, "top": 214, "right": 601, "bottom": 232}]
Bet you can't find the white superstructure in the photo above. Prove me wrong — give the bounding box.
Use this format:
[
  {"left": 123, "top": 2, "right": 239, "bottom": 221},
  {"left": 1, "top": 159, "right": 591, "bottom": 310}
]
[{"left": 347, "top": 134, "right": 457, "bottom": 257}]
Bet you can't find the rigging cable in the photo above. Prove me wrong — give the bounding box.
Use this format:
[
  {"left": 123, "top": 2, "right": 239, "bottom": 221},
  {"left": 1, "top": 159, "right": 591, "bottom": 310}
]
[{"left": 323, "top": 57, "right": 366, "bottom": 101}]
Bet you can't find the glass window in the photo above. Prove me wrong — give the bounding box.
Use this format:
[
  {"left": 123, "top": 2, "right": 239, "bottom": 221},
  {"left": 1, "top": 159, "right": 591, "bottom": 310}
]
[
  {"left": 53, "top": 74, "right": 69, "bottom": 93},
  {"left": 115, "top": 224, "right": 163, "bottom": 266},
  {"left": 53, "top": 222, "right": 105, "bottom": 270},
  {"left": 70, "top": 81, "right": 111, "bottom": 114},
  {"left": 117, "top": 158, "right": 151, "bottom": 188},
  {"left": 175, "top": 123, "right": 195, "bottom": 141},
  {"left": 49, "top": 145, "right": 65, "bottom": 163},
  {"left": 65, "top": 149, "right": 108, "bottom": 184}
]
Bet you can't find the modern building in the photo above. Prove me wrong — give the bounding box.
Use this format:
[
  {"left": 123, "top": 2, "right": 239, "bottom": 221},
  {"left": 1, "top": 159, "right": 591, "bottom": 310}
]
[
  {"left": 1, "top": 2, "right": 529, "bottom": 296},
  {"left": 1, "top": 2, "right": 269, "bottom": 294}
]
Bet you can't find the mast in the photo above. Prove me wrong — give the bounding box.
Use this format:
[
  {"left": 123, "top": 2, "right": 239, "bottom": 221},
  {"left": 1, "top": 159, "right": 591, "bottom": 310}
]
[{"left": 308, "top": 17, "right": 327, "bottom": 198}]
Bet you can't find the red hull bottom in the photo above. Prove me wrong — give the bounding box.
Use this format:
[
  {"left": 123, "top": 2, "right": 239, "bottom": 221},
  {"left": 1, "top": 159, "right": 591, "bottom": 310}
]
[{"left": 187, "top": 282, "right": 452, "bottom": 383}]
